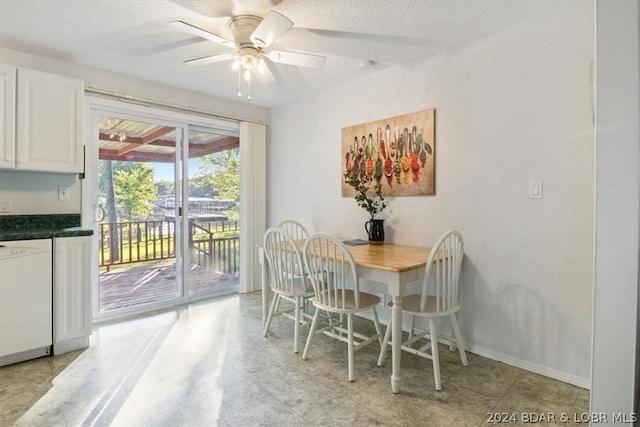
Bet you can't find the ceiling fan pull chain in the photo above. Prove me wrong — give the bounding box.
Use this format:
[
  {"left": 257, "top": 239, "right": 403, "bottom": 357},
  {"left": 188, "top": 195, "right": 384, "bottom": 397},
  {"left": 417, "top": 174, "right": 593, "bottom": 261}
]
[{"left": 247, "top": 71, "right": 252, "bottom": 102}]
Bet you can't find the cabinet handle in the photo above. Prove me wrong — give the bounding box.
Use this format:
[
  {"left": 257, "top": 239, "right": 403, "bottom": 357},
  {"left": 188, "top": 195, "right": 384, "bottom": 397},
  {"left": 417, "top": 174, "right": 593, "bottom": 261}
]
[{"left": 78, "top": 145, "right": 86, "bottom": 179}]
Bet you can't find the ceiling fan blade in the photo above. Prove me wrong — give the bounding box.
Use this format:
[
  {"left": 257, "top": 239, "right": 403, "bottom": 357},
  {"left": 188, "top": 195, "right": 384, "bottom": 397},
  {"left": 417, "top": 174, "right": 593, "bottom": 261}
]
[
  {"left": 169, "top": 20, "right": 236, "bottom": 48},
  {"left": 267, "top": 51, "right": 327, "bottom": 69},
  {"left": 252, "top": 60, "right": 275, "bottom": 85},
  {"left": 184, "top": 53, "right": 234, "bottom": 66},
  {"left": 250, "top": 10, "right": 293, "bottom": 48}
]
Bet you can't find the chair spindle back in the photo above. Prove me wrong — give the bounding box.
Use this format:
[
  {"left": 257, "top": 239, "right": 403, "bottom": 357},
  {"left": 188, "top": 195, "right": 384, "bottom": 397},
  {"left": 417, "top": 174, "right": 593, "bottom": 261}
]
[
  {"left": 420, "top": 230, "right": 464, "bottom": 313},
  {"left": 263, "top": 227, "right": 308, "bottom": 296},
  {"left": 303, "top": 233, "right": 361, "bottom": 310}
]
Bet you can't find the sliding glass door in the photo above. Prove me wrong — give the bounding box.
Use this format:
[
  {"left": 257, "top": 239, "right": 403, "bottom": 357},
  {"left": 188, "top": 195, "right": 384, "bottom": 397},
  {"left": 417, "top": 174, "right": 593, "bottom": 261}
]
[
  {"left": 95, "top": 115, "right": 184, "bottom": 316},
  {"left": 186, "top": 127, "right": 240, "bottom": 298},
  {"left": 89, "top": 103, "right": 240, "bottom": 320}
]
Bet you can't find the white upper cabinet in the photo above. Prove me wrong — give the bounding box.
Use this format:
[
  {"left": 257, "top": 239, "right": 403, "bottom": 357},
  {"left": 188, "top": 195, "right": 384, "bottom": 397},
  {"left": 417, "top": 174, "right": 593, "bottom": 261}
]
[
  {"left": 0, "top": 64, "right": 16, "bottom": 169},
  {"left": 0, "top": 65, "right": 84, "bottom": 173}
]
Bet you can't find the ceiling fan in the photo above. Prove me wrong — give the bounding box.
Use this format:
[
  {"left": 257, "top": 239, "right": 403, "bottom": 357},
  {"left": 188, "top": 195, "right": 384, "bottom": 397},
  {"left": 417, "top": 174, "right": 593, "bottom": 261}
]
[{"left": 170, "top": 10, "right": 327, "bottom": 100}]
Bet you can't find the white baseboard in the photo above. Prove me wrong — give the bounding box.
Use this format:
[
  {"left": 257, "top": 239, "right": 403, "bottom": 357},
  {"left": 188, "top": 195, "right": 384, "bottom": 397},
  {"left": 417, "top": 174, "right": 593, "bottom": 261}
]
[
  {"left": 53, "top": 336, "right": 90, "bottom": 355},
  {"left": 356, "top": 311, "right": 591, "bottom": 390},
  {"left": 466, "top": 343, "right": 591, "bottom": 390}
]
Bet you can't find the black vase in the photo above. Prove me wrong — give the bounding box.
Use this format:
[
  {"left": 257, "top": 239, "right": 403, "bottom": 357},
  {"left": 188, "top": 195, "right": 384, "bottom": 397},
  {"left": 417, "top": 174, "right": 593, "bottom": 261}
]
[{"left": 365, "top": 219, "right": 385, "bottom": 245}]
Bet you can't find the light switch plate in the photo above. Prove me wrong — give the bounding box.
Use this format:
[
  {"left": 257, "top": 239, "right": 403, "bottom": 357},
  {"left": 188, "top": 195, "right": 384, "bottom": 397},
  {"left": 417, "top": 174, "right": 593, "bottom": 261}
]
[{"left": 529, "top": 180, "right": 543, "bottom": 199}]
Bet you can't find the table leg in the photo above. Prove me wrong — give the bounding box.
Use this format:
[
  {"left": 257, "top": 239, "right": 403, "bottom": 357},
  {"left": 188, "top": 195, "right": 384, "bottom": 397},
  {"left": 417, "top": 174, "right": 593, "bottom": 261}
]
[{"left": 391, "top": 295, "right": 403, "bottom": 393}]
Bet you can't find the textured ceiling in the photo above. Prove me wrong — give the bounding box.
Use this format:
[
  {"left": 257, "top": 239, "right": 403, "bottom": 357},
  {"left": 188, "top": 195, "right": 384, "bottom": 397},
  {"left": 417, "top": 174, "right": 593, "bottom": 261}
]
[{"left": 0, "top": 0, "right": 582, "bottom": 108}]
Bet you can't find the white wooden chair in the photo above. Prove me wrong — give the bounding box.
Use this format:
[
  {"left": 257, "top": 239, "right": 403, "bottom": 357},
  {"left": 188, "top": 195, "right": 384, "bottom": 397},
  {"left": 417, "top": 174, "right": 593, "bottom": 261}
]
[
  {"left": 262, "top": 227, "right": 314, "bottom": 353},
  {"left": 278, "top": 219, "right": 312, "bottom": 300},
  {"left": 302, "top": 233, "right": 383, "bottom": 381},
  {"left": 377, "top": 230, "right": 468, "bottom": 390},
  {"left": 277, "top": 219, "right": 310, "bottom": 242}
]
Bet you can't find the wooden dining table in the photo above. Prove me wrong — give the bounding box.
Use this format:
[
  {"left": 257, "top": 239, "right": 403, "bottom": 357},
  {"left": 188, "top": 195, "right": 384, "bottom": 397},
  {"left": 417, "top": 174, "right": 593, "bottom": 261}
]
[{"left": 258, "top": 240, "right": 431, "bottom": 393}]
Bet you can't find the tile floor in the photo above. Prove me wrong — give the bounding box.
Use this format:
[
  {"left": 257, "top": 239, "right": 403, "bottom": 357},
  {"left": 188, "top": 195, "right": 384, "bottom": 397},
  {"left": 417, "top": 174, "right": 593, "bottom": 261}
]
[{"left": 1, "top": 293, "right": 589, "bottom": 426}]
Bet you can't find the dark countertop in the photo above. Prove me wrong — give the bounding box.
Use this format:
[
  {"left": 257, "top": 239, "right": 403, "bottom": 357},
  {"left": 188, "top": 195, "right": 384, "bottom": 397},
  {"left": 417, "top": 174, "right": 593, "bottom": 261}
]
[{"left": 0, "top": 214, "right": 93, "bottom": 241}]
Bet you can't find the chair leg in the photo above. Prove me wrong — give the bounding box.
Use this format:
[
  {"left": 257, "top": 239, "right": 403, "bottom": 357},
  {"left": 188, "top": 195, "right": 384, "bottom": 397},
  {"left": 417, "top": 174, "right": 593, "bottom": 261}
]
[
  {"left": 377, "top": 316, "right": 392, "bottom": 366},
  {"left": 274, "top": 294, "right": 282, "bottom": 312},
  {"left": 338, "top": 313, "right": 345, "bottom": 337},
  {"left": 302, "top": 308, "right": 320, "bottom": 360},
  {"left": 293, "top": 296, "right": 301, "bottom": 353},
  {"left": 327, "top": 311, "right": 334, "bottom": 327},
  {"left": 348, "top": 313, "right": 355, "bottom": 381},
  {"left": 263, "top": 293, "right": 279, "bottom": 337},
  {"left": 408, "top": 314, "right": 415, "bottom": 340},
  {"left": 450, "top": 313, "right": 468, "bottom": 366},
  {"left": 429, "top": 318, "right": 442, "bottom": 390},
  {"left": 371, "top": 307, "right": 383, "bottom": 347}
]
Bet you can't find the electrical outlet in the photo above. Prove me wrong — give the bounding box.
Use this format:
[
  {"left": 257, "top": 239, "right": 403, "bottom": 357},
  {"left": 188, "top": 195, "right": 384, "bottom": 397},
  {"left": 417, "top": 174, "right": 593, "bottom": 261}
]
[
  {"left": 58, "top": 187, "right": 70, "bottom": 200},
  {"left": 0, "top": 199, "right": 10, "bottom": 212}
]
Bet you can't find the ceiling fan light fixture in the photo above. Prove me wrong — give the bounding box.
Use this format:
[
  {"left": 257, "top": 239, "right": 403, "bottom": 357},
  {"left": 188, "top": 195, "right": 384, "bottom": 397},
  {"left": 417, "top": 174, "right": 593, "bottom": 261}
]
[
  {"left": 172, "top": 9, "right": 325, "bottom": 98},
  {"left": 255, "top": 58, "right": 265, "bottom": 74}
]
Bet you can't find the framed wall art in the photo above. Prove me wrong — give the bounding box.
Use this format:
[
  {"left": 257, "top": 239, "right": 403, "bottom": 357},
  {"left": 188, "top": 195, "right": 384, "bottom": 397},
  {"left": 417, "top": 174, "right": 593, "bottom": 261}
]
[{"left": 341, "top": 108, "right": 435, "bottom": 197}]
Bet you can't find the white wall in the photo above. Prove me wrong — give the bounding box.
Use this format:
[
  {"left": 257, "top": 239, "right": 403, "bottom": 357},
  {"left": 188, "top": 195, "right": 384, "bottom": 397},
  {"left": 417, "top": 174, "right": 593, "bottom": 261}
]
[
  {"left": 0, "top": 170, "right": 79, "bottom": 214},
  {"left": 591, "top": 0, "right": 639, "bottom": 418},
  {"left": 268, "top": 3, "right": 594, "bottom": 386},
  {"left": 0, "top": 47, "right": 269, "bottom": 216}
]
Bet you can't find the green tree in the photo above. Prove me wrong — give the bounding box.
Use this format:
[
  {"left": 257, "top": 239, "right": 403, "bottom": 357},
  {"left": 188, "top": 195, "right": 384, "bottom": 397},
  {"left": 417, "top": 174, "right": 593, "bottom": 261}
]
[
  {"left": 197, "top": 148, "right": 240, "bottom": 218},
  {"left": 155, "top": 180, "right": 174, "bottom": 197},
  {"left": 113, "top": 163, "right": 157, "bottom": 219},
  {"left": 99, "top": 161, "right": 143, "bottom": 195},
  {"left": 188, "top": 175, "right": 217, "bottom": 198}
]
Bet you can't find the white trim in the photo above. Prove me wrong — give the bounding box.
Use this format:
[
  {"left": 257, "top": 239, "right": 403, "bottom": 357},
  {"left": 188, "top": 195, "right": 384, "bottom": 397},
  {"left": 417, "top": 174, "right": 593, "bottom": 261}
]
[
  {"left": 85, "top": 95, "right": 243, "bottom": 321},
  {"left": 86, "top": 96, "right": 239, "bottom": 134},
  {"left": 358, "top": 310, "right": 591, "bottom": 389},
  {"left": 592, "top": 0, "right": 640, "bottom": 415},
  {"left": 85, "top": 86, "right": 266, "bottom": 126},
  {"left": 370, "top": 309, "right": 591, "bottom": 389},
  {"left": 468, "top": 344, "right": 591, "bottom": 389},
  {"left": 52, "top": 336, "right": 90, "bottom": 355}
]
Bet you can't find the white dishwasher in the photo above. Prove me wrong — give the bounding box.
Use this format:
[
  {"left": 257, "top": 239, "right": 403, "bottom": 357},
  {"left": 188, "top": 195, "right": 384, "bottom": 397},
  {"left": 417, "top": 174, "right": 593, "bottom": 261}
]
[{"left": 0, "top": 239, "right": 53, "bottom": 366}]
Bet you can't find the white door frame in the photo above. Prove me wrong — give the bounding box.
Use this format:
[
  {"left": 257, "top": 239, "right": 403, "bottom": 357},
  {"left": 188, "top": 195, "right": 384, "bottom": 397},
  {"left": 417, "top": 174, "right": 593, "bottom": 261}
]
[{"left": 83, "top": 96, "right": 257, "bottom": 321}]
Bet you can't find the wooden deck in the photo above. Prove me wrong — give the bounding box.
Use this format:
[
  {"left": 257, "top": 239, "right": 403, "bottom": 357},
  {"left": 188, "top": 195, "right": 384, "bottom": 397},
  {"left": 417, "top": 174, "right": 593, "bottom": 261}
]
[{"left": 98, "top": 262, "right": 239, "bottom": 314}]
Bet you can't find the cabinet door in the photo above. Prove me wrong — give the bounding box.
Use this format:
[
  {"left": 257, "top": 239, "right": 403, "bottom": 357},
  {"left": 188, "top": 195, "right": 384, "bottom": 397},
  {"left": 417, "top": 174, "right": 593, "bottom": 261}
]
[
  {"left": 16, "top": 68, "right": 84, "bottom": 173},
  {"left": 54, "top": 236, "right": 92, "bottom": 342},
  {"left": 0, "top": 64, "right": 16, "bottom": 168}
]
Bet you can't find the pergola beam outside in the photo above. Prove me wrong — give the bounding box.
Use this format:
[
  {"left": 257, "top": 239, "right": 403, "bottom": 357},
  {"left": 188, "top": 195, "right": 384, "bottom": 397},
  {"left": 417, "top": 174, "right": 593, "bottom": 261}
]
[{"left": 98, "top": 136, "right": 239, "bottom": 163}]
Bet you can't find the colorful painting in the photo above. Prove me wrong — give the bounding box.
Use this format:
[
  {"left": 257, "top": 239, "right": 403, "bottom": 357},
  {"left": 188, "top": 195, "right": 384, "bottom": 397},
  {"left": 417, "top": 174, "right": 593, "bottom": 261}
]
[{"left": 342, "top": 109, "right": 435, "bottom": 197}]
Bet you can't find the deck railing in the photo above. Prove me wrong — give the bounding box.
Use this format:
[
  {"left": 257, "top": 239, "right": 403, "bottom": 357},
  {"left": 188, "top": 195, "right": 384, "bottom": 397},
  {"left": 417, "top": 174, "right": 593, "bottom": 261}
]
[
  {"left": 190, "top": 222, "right": 239, "bottom": 274},
  {"left": 99, "top": 219, "right": 240, "bottom": 273}
]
